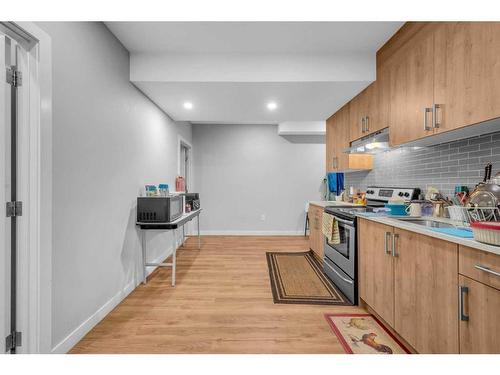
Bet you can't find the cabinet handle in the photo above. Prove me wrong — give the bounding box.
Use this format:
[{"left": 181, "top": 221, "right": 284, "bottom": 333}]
[
  {"left": 423, "top": 107, "right": 432, "bottom": 131},
  {"left": 459, "top": 286, "right": 469, "bottom": 321},
  {"left": 392, "top": 233, "right": 399, "bottom": 257},
  {"left": 384, "top": 231, "right": 392, "bottom": 255},
  {"left": 475, "top": 264, "right": 500, "bottom": 278},
  {"left": 432, "top": 104, "right": 441, "bottom": 129},
  {"left": 361, "top": 117, "right": 365, "bottom": 133},
  {"left": 365, "top": 116, "right": 369, "bottom": 132}
]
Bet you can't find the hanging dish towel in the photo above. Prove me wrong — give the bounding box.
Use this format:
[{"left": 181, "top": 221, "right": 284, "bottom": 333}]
[
  {"left": 326, "top": 172, "right": 345, "bottom": 200},
  {"left": 322, "top": 212, "right": 340, "bottom": 245}
]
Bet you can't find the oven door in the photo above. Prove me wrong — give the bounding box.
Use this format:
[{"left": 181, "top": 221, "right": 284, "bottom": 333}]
[{"left": 323, "top": 217, "right": 356, "bottom": 279}]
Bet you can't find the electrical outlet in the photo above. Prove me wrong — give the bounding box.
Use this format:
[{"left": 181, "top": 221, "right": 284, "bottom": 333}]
[{"left": 260, "top": 214, "right": 266, "bottom": 221}]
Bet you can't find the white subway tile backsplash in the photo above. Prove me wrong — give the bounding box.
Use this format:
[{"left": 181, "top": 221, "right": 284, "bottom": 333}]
[{"left": 344, "top": 130, "right": 500, "bottom": 198}]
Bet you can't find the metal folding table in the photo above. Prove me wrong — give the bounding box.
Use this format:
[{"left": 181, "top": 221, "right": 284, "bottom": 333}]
[{"left": 136, "top": 209, "right": 202, "bottom": 286}]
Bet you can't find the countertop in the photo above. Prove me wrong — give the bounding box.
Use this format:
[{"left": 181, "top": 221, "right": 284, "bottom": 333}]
[
  {"left": 356, "top": 214, "right": 500, "bottom": 256},
  {"left": 309, "top": 200, "right": 359, "bottom": 208}
]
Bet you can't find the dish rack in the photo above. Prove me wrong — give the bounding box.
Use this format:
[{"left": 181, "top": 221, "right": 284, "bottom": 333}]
[{"left": 447, "top": 206, "right": 500, "bottom": 226}]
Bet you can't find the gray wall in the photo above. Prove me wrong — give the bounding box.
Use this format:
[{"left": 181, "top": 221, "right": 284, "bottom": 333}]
[
  {"left": 345, "top": 131, "right": 500, "bottom": 197},
  {"left": 37, "top": 22, "right": 192, "bottom": 350},
  {"left": 192, "top": 124, "right": 325, "bottom": 234}
]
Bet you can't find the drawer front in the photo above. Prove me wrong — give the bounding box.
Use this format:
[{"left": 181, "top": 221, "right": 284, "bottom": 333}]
[{"left": 459, "top": 245, "right": 500, "bottom": 290}]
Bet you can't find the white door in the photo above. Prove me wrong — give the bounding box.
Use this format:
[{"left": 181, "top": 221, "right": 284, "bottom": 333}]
[{"left": 0, "top": 33, "right": 12, "bottom": 354}]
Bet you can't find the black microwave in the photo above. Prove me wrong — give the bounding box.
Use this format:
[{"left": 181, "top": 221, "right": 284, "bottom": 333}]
[{"left": 137, "top": 196, "right": 183, "bottom": 223}]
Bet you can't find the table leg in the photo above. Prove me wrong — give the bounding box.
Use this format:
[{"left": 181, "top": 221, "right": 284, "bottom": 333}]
[
  {"left": 198, "top": 214, "right": 201, "bottom": 249},
  {"left": 172, "top": 228, "right": 176, "bottom": 287},
  {"left": 142, "top": 230, "right": 147, "bottom": 285}
]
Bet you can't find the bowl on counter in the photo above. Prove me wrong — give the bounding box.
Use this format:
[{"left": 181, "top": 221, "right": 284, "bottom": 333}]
[
  {"left": 384, "top": 203, "right": 407, "bottom": 216},
  {"left": 470, "top": 221, "right": 500, "bottom": 246}
]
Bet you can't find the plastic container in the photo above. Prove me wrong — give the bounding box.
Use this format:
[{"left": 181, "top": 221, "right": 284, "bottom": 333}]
[
  {"left": 470, "top": 221, "right": 500, "bottom": 246},
  {"left": 158, "top": 184, "right": 169, "bottom": 197},
  {"left": 385, "top": 204, "right": 407, "bottom": 216}
]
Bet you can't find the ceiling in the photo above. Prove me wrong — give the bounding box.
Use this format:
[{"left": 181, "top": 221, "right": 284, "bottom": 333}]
[{"left": 106, "top": 22, "right": 403, "bottom": 124}]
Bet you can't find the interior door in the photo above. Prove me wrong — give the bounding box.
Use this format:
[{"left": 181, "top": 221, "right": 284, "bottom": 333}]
[{"left": 0, "top": 33, "right": 12, "bottom": 354}]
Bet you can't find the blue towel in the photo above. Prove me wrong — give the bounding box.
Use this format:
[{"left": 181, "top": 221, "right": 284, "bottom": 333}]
[
  {"left": 327, "top": 172, "right": 345, "bottom": 194},
  {"left": 430, "top": 227, "right": 474, "bottom": 238}
]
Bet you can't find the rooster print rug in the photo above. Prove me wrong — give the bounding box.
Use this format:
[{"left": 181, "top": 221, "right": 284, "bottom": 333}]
[{"left": 324, "top": 313, "right": 410, "bottom": 354}]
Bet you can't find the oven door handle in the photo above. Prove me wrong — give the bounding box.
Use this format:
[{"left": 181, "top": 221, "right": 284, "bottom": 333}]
[
  {"left": 324, "top": 261, "right": 354, "bottom": 284},
  {"left": 331, "top": 216, "right": 355, "bottom": 226}
]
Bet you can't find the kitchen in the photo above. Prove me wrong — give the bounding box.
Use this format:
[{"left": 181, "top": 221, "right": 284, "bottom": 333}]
[
  {"left": 2, "top": 5, "right": 500, "bottom": 372},
  {"left": 309, "top": 22, "right": 500, "bottom": 354}
]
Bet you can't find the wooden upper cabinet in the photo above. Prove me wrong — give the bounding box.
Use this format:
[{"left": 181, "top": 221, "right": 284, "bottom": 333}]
[
  {"left": 388, "top": 24, "right": 435, "bottom": 146},
  {"left": 348, "top": 90, "right": 366, "bottom": 141},
  {"left": 348, "top": 82, "right": 386, "bottom": 142},
  {"left": 325, "top": 114, "right": 337, "bottom": 172},
  {"left": 358, "top": 219, "right": 395, "bottom": 326},
  {"left": 434, "top": 22, "right": 500, "bottom": 134},
  {"left": 335, "top": 105, "right": 350, "bottom": 170},
  {"left": 393, "top": 228, "right": 459, "bottom": 353},
  {"left": 326, "top": 104, "right": 350, "bottom": 172}
]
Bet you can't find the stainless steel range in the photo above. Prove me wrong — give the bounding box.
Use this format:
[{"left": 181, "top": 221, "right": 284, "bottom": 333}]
[{"left": 322, "top": 186, "right": 420, "bottom": 304}]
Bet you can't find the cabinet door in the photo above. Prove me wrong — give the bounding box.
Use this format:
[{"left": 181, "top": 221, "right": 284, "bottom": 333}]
[
  {"left": 393, "top": 229, "right": 459, "bottom": 353},
  {"left": 358, "top": 219, "right": 394, "bottom": 326},
  {"left": 389, "top": 25, "right": 435, "bottom": 146},
  {"left": 348, "top": 90, "right": 366, "bottom": 142},
  {"left": 434, "top": 22, "right": 500, "bottom": 134},
  {"left": 459, "top": 275, "right": 500, "bottom": 354},
  {"left": 363, "top": 82, "right": 384, "bottom": 135},
  {"left": 376, "top": 64, "right": 391, "bottom": 131},
  {"left": 308, "top": 205, "right": 324, "bottom": 260},
  {"left": 325, "top": 115, "right": 337, "bottom": 172},
  {"left": 335, "top": 105, "right": 350, "bottom": 170}
]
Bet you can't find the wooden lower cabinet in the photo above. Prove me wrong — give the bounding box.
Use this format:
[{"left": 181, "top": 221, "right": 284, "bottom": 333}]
[
  {"left": 358, "top": 219, "right": 395, "bottom": 326},
  {"left": 393, "top": 229, "right": 459, "bottom": 353},
  {"left": 358, "top": 219, "right": 462, "bottom": 353},
  {"left": 308, "top": 204, "right": 324, "bottom": 261},
  {"left": 459, "top": 275, "right": 500, "bottom": 353}
]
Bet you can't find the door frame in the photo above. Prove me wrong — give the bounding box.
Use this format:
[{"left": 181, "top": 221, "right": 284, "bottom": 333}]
[
  {"left": 178, "top": 135, "right": 192, "bottom": 192},
  {"left": 0, "top": 22, "right": 52, "bottom": 354}
]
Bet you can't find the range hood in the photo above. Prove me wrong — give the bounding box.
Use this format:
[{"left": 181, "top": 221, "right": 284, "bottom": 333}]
[{"left": 345, "top": 128, "right": 390, "bottom": 154}]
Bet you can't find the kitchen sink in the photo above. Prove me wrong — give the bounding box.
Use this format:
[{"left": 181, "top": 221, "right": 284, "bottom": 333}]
[{"left": 394, "top": 218, "right": 457, "bottom": 229}]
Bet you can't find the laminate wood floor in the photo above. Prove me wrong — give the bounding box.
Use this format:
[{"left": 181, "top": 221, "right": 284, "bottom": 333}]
[{"left": 70, "top": 236, "right": 365, "bottom": 354}]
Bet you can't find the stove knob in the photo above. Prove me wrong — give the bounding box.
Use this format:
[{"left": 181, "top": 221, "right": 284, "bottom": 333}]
[
  {"left": 398, "top": 192, "right": 404, "bottom": 197},
  {"left": 404, "top": 192, "right": 410, "bottom": 198}
]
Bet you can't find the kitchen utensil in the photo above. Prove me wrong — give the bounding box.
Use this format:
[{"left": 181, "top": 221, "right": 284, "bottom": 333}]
[
  {"left": 432, "top": 201, "right": 447, "bottom": 218},
  {"left": 470, "top": 221, "right": 500, "bottom": 246},
  {"left": 406, "top": 202, "right": 422, "bottom": 217},
  {"left": 467, "top": 163, "right": 500, "bottom": 209}
]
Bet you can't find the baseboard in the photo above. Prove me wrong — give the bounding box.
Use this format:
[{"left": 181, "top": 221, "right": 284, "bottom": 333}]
[
  {"left": 197, "top": 230, "right": 305, "bottom": 236},
  {"left": 51, "top": 246, "right": 175, "bottom": 354},
  {"left": 51, "top": 279, "right": 136, "bottom": 353}
]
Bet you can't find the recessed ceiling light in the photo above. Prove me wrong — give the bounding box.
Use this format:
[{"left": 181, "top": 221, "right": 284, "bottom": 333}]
[
  {"left": 183, "top": 101, "right": 193, "bottom": 110},
  {"left": 267, "top": 102, "right": 277, "bottom": 111}
]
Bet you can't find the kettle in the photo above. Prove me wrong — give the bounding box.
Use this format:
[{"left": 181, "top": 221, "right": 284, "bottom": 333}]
[{"left": 467, "top": 163, "right": 500, "bottom": 208}]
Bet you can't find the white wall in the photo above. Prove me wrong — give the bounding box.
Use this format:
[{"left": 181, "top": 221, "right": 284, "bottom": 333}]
[
  {"left": 36, "top": 22, "right": 192, "bottom": 352},
  {"left": 192, "top": 124, "right": 325, "bottom": 234}
]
